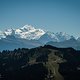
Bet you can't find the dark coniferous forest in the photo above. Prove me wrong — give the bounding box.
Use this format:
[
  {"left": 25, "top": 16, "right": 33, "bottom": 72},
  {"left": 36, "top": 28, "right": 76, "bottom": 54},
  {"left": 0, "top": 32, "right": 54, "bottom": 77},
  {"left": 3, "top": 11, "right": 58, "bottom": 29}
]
[{"left": 0, "top": 45, "right": 80, "bottom": 80}]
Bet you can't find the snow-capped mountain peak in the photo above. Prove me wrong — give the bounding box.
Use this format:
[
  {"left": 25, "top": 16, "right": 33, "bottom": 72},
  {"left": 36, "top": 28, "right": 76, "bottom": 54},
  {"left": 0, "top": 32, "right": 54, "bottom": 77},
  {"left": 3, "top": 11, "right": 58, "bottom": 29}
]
[
  {"left": 0, "top": 25, "right": 76, "bottom": 42},
  {"left": 20, "top": 25, "right": 35, "bottom": 32},
  {"left": 55, "top": 32, "right": 72, "bottom": 41},
  {"left": 5, "top": 28, "right": 15, "bottom": 36},
  {"left": 14, "top": 25, "right": 45, "bottom": 40},
  {"left": 0, "top": 31, "right": 6, "bottom": 39}
]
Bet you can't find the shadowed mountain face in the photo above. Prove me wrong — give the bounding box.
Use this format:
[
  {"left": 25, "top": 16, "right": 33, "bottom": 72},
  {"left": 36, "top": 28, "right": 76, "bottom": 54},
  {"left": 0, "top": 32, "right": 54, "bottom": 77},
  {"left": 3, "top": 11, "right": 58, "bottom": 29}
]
[
  {"left": 0, "top": 35, "right": 80, "bottom": 51},
  {"left": 46, "top": 38, "right": 80, "bottom": 50},
  {"left": 0, "top": 35, "right": 43, "bottom": 51},
  {"left": 0, "top": 45, "right": 80, "bottom": 80}
]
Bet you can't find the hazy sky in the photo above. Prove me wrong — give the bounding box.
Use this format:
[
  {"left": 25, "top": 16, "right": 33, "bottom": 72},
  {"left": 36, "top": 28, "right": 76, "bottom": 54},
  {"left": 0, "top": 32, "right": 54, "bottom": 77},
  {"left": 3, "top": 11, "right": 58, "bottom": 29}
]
[{"left": 0, "top": 0, "right": 80, "bottom": 37}]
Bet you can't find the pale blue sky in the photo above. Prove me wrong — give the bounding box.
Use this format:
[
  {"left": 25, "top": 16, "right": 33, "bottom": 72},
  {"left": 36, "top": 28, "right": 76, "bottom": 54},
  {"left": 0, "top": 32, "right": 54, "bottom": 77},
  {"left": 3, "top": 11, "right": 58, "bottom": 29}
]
[{"left": 0, "top": 0, "right": 80, "bottom": 37}]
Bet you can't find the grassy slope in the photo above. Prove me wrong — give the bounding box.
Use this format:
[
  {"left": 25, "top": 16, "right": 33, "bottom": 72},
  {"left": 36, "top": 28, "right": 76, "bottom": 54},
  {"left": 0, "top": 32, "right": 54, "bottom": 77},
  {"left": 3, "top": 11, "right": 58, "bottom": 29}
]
[
  {"left": 29, "top": 49, "right": 64, "bottom": 80},
  {"left": 45, "top": 49, "right": 64, "bottom": 80}
]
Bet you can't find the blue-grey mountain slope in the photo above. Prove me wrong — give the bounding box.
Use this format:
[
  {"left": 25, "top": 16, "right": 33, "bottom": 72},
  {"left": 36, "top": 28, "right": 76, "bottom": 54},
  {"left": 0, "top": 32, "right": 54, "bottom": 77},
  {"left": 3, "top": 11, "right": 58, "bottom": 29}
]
[
  {"left": 0, "top": 35, "right": 42, "bottom": 51},
  {"left": 46, "top": 37, "right": 80, "bottom": 50}
]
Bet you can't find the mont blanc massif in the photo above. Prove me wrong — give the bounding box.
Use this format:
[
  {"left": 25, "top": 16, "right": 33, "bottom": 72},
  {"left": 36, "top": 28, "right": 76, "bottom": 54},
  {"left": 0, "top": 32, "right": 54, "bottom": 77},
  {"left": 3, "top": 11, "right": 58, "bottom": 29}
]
[{"left": 0, "top": 25, "right": 80, "bottom": 51}]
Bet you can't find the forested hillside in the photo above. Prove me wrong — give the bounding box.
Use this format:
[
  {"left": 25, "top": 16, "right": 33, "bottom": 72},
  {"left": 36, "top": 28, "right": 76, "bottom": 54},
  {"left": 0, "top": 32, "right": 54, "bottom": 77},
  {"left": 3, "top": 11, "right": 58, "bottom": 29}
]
[{"left": 0, "top": 45, "right": 80, "bottom": 80}]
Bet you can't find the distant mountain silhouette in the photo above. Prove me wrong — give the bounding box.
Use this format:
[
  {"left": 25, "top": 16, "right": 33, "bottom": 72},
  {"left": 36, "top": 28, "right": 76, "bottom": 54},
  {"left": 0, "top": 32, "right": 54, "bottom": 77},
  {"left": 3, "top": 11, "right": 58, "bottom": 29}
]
[
  {"left": 0, "top": 35, "right": 42, "bottom": 51},
  {"left": 46, "top": 37, "right": 80, "bottom": 50}
]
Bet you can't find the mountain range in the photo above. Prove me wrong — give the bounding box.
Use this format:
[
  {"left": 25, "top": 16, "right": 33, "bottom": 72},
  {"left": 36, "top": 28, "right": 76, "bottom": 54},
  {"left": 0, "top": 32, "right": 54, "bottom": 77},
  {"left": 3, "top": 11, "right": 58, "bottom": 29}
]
[
  {"left": 0, "top": 25, "right": 75, "bottom": 41},
  {"left": 0, "top": 24, "right": 80, "bottom": 50}
]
